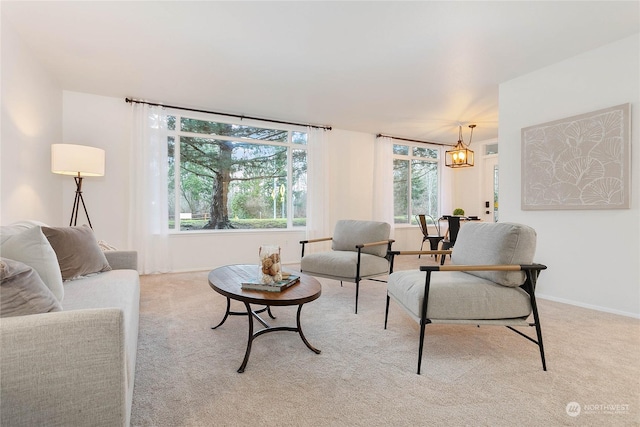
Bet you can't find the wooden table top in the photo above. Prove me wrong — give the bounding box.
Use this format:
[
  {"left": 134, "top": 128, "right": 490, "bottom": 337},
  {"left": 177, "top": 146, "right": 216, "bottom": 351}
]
[{"left": 208, "top": 264, "right": 321, "bottom": 306}]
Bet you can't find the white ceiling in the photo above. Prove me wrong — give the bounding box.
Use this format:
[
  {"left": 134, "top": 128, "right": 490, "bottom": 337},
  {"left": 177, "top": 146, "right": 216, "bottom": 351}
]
[{"left": 2, "top": 1, "right": 639, "bottom": 144}]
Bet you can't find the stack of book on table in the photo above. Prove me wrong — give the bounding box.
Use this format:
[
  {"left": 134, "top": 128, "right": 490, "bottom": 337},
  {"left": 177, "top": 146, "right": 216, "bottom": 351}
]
[{"left": 241, "top": 275, "right": 300, "bottom": 292}]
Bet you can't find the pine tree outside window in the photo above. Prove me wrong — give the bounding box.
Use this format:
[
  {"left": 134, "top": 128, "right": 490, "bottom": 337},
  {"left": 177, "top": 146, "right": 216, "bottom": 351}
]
[{"left": 167, "top": 115, "right": 307, "bottom": 231}]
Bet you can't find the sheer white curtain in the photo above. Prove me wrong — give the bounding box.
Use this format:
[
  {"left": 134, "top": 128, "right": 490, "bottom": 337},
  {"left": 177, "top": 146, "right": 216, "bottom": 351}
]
[
  {"left": 305, "top": 127, "right": 331, "bottom": 251},
  {"left": 129, "top": 103, "right": 170, "bottom": 274},
  {"left": 372, "top": 136, "right": 395, "bottom": 236}
]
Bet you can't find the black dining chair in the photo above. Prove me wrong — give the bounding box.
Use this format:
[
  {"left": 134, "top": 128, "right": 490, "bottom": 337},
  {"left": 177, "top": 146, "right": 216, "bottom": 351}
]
[
  {"left": 439, "top": 215, "right": 461, "bottom": 264},
  {"left": 416, "top": 214, "right": 444, "bottom": 260}
]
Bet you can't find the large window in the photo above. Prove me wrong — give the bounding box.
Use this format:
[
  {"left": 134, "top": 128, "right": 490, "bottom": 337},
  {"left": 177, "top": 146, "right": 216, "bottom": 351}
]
[
  {"left": 167, "top": 115, "right": 307, "bottom": 231},
  {"left": 393, "top": 144, "right": 439, "bottom": 224}
]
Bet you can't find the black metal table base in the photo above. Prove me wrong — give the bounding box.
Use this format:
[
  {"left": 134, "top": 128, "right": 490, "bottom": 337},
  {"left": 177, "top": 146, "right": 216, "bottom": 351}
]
[
  {"left": 211, "top": 297, "right": 276, "bottom": 329},
  {"left": 237, "top": 302, "right": 321, "bottom": 373},
  {"left": 212, "top": 297, "right": 320, "bottom": 373}
]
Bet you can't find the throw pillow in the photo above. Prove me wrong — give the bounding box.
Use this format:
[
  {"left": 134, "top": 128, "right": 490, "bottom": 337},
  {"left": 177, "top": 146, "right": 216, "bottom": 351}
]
[
  {"left": 0, "top": 225, "right": 65, "bottom": 302},
  {"left": 41, "top": 225, "right": 112, "bottom": 280},
  {"left": 0, "top": 219, "right": 49, "bottom": 244},
  {"left": 1, "top": 258, "right": 62, "bottom": 317}
]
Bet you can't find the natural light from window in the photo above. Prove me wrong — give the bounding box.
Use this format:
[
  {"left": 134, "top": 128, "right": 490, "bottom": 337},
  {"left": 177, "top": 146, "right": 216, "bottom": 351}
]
[
  {"left": 167, "top": 115, "right": 307, "bottom": 231},
  {"left": 393, "top": 143, "right": 440, "bottom": 224}
]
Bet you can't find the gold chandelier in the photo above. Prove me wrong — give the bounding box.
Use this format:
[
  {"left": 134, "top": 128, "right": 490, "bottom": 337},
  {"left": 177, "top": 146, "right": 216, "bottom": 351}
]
[{"left": 445, "top": 124, "right": 476, "bottom": 168}]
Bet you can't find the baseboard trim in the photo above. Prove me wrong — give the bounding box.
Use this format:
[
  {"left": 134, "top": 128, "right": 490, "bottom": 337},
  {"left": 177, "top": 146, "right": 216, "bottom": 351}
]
[{"left": 537, "top": 293, "right": 640, "bottom": 319}]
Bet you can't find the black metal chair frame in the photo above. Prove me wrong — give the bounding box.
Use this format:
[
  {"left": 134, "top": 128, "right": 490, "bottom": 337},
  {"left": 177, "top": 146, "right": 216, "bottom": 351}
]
[
  {"left": 385, "top": 250, "right": 547, "bottom": 375},
  {"left": 439, "top": 215, "right": 461, "bottom": 264},
  {"left": 300, "top": 238, "right": 395, "bottom": 314}
]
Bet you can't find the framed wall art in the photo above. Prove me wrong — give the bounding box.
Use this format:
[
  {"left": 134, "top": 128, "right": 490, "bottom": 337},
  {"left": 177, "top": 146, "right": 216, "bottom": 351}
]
[{"left": 521, "top": 103, "right": 631, "bottom": 210}]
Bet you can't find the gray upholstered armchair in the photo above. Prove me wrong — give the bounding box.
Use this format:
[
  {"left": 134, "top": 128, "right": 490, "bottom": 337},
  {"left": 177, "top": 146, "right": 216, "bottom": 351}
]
[
  {"left": 300, "top": 220, "right": 394, "bottom": 314},
  {"left": 385, "top": 222, "right": 547, "bottom": 374}
]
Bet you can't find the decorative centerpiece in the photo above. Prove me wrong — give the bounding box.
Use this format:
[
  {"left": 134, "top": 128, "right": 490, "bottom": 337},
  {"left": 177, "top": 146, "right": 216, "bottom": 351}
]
[{"left": 259, "top": 245, "right": 282, "bottom": 284}]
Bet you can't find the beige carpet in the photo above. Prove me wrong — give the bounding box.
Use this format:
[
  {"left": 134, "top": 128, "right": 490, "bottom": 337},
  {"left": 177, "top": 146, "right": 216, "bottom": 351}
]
[{"left": 131, "top": 258, "right": 640, "bottom": 426}]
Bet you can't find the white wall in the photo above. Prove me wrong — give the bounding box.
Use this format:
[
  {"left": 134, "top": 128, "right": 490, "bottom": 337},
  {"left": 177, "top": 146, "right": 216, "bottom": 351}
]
[
  {"left": 499, "top": 34, "right": 640, "bottom": 317},
  {"left": 326, "top": 129, "right": 376, "bottom": 225},
  {"left": 62, "top": 91, "right": 130, "bottom": 246},
  {"left": 1, "top": 20, "right": 62, "bottom": 225}
]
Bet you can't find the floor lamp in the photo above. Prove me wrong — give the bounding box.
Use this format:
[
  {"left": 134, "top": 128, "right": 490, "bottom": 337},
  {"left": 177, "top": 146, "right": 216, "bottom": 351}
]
[{"left": 51, "top": 144, "right": 105, "bottom": 229}]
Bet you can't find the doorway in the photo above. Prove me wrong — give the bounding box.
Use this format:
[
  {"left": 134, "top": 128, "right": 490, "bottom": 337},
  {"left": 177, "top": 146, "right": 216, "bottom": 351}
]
[{"left": 482, "top": 152, "right": 499, "bottom": 223}]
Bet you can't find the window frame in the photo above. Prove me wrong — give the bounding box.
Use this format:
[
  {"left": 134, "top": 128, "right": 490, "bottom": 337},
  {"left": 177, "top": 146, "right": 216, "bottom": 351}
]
[
  {"left": 392, "top": 142, "right": 442, "bottom": 227},
  {"left": 166, "top": 110, "right": 308, "bottom": 233}
]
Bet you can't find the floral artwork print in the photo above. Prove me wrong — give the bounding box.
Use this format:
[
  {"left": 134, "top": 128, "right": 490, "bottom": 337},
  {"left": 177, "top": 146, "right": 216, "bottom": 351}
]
[{"left": 521, "top": 104, "right": 630, "bottom": 210}]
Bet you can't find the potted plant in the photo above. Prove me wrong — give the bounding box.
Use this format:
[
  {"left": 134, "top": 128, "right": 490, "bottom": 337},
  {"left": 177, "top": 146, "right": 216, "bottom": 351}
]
[{"left": 453, "top": 208, "right": 465, "bottom": 216}]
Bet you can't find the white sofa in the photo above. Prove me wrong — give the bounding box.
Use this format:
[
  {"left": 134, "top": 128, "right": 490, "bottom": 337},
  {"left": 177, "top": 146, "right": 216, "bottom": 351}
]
[{"left": 0, "top": 222, "right": 140, "bottom": 427}]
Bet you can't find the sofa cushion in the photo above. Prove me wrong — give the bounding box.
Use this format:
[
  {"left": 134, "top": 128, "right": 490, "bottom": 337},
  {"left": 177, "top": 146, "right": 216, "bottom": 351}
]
[
  {"left": 0, "top": 225, "right": 64, "bottom": 301},
  {"left": 42, "top": 226, "right": 112, "bottom": 280},
  {"left": 62, "top": 269, "right": 140, "bottom": 403},
  {"left": 387, "top": 269, "right": 532, "bottom": 321},
  {"left": 331, "top": 220, "right": 391, "bottom": 257},
  {"left": 451, "top": 222, "right": 536, "bottom": 287},
  {"left": 1, "top": 258, "right": 62, "bottom": 317}
]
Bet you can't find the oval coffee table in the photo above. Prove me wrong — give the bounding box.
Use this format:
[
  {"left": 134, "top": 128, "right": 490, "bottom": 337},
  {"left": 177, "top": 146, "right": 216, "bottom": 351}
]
[{"left": 208, "top": 264, "right": 322, "bottom": 373}]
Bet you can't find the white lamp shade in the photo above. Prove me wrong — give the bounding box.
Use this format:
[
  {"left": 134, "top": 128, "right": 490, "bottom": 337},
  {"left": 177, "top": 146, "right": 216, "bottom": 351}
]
[{"left": 51, "top": 144, "right": 105, "bottom": 176}]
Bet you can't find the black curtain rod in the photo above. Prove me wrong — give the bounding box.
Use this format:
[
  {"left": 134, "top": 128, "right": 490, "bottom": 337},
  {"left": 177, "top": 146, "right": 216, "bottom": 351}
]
[
  {"left": 125, "top": 98, "right": 332, "bottom": 131},
  {"left": 376, "top": 133, "right": 454, "bottom": 147}
]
